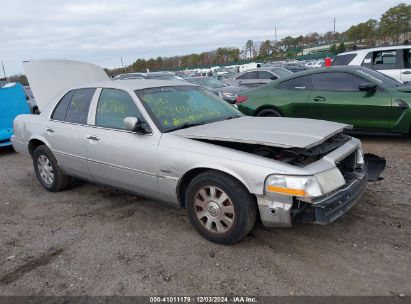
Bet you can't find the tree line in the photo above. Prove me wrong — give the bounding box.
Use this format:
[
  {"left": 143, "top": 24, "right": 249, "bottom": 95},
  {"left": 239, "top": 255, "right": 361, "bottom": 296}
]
[{"left": 107, "top": 3, "right": 410, "bottom": 75}]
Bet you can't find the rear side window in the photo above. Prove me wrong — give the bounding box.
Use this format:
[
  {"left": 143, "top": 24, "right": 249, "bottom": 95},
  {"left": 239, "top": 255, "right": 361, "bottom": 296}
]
[
  {"left": 332, "top": 54, "right": 356, "bottom": 66},
  {"left": 278, "top": 76, "right": 312, "bottom": 90},
  {"left": 312, "top": 72, "right": 364, "bottom": 92},
  {"left": 64, "top": 88, "right": 96, "bottom": 124},
  {"left": 237, "top": 71, "right": 258, "bottom": 79},
  {"left": 51, "top": 90, "right": 75, "bottom": 121},
  {"left": 95, "top": 89, "right": 143, "bottom": 130},
  {"left": 372, "top": 50, "right": 397, "bottom": 70}
]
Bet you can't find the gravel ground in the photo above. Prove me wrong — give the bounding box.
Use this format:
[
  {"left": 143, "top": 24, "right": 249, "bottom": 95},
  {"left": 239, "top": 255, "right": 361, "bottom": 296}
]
[{"left": 0, "top": 135, "right": 410, "bottom": 296}]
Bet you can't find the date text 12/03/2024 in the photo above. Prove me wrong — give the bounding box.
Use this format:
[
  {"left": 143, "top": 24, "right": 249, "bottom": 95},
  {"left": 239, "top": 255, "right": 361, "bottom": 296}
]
[{"left": 149, "top": 296, "right": 258, "bottom": 303}]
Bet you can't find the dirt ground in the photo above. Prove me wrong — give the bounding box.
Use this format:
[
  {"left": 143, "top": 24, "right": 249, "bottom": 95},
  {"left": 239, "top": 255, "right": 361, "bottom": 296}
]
[{"left": 0, "top": 135, "right": 410, "bottom": 296}]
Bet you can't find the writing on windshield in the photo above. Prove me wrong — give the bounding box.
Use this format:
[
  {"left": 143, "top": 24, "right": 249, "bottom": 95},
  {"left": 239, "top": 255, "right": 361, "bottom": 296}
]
[{"left": 135, "top": 86, "right": 239, "bottom": 132}]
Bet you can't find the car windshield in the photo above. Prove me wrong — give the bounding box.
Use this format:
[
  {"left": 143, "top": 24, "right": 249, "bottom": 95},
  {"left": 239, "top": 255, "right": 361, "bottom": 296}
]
[
  {"left": 355, "top": 67, "right": 402, "bottom": 88},
  {"left": 135, "top": 86, "right": 241, "bottom": 132},
  {"left": 192, "top": 77, "right": 227, "bottom": 89}
]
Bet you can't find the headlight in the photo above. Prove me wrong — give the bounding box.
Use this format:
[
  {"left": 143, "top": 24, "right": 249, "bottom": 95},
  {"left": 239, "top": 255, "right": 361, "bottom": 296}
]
[
  {"left": 265, "top": 175, "right": 323, "bottom": 197},
  {"left": 265, "top": 168, "right": 345, "bottom": 198},
  {"left": 222, "top": 92, "right": 237, "bottom": 98}
]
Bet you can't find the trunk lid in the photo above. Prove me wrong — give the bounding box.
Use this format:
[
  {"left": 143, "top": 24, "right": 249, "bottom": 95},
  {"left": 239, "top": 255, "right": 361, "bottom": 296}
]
[{"left": 23, "top": 60, "right": 110, "bottom": 111}]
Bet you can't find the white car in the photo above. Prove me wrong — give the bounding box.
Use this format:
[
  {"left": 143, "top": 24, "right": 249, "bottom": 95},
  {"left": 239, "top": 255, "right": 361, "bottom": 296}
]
[{"left": 333, "top": 45, "right": 411, "bottom": 82}]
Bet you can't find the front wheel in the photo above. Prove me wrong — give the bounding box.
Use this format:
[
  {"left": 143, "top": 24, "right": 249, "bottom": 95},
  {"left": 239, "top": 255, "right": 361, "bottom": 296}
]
[
  {"left": 32, "top": 145, "right": 70, "bottom": 192},
  {"left": 186, "top": 171, "right": 257, "bottom": 244}
]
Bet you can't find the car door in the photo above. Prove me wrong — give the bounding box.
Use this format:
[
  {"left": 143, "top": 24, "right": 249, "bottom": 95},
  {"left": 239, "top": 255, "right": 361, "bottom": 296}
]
[
  {"left": 400, "top": 48, "right": 411, "bottom": 83},
  {"left": 45, "top": 88, "right": 96, "bottom": 178},
  {"left": 256, "top": 70, "right": 277, "bottom": 86},
  {"left": 308, "top": 72, "right": 393, "bottom": 130},
  {"left": 86, "top": 88, "right": 160, "bottom": 197},
  {"left": 362, "top": 49, "right": 401, "bottom": 81},
  {"left": 274, "top": 75, "right": 312, "bottom": 117}
]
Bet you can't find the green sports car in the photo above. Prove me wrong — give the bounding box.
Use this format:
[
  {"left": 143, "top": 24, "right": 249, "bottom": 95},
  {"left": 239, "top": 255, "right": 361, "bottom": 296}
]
[{"left": 237, "top": 66, "right": 411, "bottom": 135}]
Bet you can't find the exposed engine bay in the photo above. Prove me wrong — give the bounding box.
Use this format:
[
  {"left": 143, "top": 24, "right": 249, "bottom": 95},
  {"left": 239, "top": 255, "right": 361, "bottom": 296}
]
[{"left": 195, "top": 133, "right": 351, "bottom": 167}]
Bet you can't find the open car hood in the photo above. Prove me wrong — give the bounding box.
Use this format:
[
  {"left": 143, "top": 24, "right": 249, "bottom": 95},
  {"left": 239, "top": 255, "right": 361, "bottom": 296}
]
[
  {"left": 172, "top": 117, "right": 351, "bottom": 149},
  {"left": 23, "top": 60, "right": 110, "bottom": 111}
]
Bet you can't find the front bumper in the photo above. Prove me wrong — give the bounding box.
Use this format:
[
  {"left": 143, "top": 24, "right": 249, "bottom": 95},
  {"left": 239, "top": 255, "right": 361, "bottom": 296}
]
[
  {"left": 310, "top": 171, "right": 367, "bottom": 225},
  {"left": 257, "top": 170, "right": 367, "bottom": 228}
]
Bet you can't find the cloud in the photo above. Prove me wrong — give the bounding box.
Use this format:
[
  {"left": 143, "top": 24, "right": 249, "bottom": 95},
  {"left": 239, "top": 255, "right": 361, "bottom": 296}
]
[{"left": 0, "top": 0, "right": 404, "bottom": 75}]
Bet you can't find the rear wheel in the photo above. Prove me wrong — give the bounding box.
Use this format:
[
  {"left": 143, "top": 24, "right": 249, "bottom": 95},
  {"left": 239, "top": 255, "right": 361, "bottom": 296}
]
[
  {"left": 256, "top": 108, "right": 281, "bottom": 117},
  {"left": 186, "top": 171, "right": 257, "bottom": 244},
  {"left": 33, "top": 145, "right": 70, "bottom": 192}
]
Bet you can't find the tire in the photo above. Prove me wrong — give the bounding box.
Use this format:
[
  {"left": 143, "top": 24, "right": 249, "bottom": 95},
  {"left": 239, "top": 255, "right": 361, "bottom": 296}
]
[
  {"left": 32, "top": 145, "right": 70, "bottom": 192},
  {"left": 185, "top": 171, "right": 257, "bottom": 244},
  {"left": 256, "top": 108, "right": 281, "bottom": 117}
]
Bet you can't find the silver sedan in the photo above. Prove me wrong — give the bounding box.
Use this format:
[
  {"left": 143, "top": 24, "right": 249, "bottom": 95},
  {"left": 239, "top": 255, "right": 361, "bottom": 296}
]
[{"left": 12, "top": 60, "right": 367, "bottom": 244}]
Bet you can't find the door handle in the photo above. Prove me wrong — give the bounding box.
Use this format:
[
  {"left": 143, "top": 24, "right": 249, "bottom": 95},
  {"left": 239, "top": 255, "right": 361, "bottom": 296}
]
[
  {"left": 86, "top": 135, "right": 100, "bottom": 141},
  {"left": 46, "top": 128, "right": 55, "bottom": 133},
  {"left": 313, "top": 96, "right": 326, "bottom": 102},
  {"left": 402, "top": 71, "right": 411, "bottom": 75}
]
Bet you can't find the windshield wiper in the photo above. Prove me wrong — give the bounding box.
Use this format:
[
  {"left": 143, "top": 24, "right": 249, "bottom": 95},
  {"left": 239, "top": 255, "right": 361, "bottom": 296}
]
[
  {"left": 224, "top": 114, "right": 242, "bottom": 120},
  {"left": 167, "top": 122, "right": 206, "bottom": 132}
]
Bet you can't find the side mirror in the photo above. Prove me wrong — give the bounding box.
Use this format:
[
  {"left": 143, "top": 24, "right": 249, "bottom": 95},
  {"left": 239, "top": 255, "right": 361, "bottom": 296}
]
[
  {"left": 270, "top": 75, "right": 278, "bottom": 80},
  {"left": 123, "top": 117, "right": 150, "bottom": 134},
  {"left": 359, "top": 83, "right": 377, "bottom": 92}
]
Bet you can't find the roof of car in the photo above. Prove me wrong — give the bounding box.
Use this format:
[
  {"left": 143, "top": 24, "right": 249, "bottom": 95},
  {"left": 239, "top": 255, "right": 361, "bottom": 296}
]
[
  {"left": 275, "top": 66, "right": 369, "bottom": 81},
  {"left": 75, "top": 79, "right": 196, "bottom": 91},
  {"left": 337, "top": 45, "right": 411, "bottom": 56}
]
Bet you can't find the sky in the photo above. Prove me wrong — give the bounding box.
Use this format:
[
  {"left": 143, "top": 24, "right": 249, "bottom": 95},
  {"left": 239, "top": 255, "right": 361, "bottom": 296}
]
[{"left": 0, "top": 0, "right": 407, "bottom": 75}]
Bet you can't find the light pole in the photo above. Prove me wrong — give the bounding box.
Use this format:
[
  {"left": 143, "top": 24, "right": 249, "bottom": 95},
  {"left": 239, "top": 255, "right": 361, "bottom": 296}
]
[{"left": 1, "top": 61, "right": 7, "bottom": 81}]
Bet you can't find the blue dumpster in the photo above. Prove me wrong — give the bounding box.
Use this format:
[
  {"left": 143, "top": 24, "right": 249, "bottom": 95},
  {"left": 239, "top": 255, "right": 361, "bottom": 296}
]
[{"left": 0, "top": 83, "right": 30, "bottom": 147}]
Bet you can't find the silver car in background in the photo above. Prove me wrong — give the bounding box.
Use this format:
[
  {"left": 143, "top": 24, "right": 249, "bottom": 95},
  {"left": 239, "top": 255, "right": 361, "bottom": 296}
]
[
  {"left": 12, "top": 60, "right": 367, "bottom": 244},
  {"left": 223, "top": 67, "right": 293, "bottom": 88}
]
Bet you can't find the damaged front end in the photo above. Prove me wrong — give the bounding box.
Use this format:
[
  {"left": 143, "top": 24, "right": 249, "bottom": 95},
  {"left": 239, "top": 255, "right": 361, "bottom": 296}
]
[
  {"left": 257, "top": 135, "right": 370, "bottom": 227},
  {"left": 187, "top": 128, "right": 385, "bottom": 228}
]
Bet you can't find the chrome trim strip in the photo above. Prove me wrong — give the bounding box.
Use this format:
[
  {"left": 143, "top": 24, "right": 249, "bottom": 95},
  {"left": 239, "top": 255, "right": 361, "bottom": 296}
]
[
  {"left": 55, "top": 150, "right": 86, "bottom": 161},
  {"left": 87, "top": 158, "right": 157, "bottom": 177}
]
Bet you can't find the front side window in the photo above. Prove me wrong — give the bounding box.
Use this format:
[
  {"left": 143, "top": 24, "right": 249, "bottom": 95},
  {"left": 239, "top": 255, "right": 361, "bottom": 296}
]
[
  {"left": 355, "top": 67, "right": 401, "bottom": 88},
  {"left": 95, "top": 88, "right": 142, "bottom": 130},
  {"left": 312, "top": 72, "right": 364, "bottom": 92},
  {"left": 64, "top": 88, "right": 96, "bottom": 124},
  {"left": 135, "top": 86, "right": 241, "bottom": 132}
]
